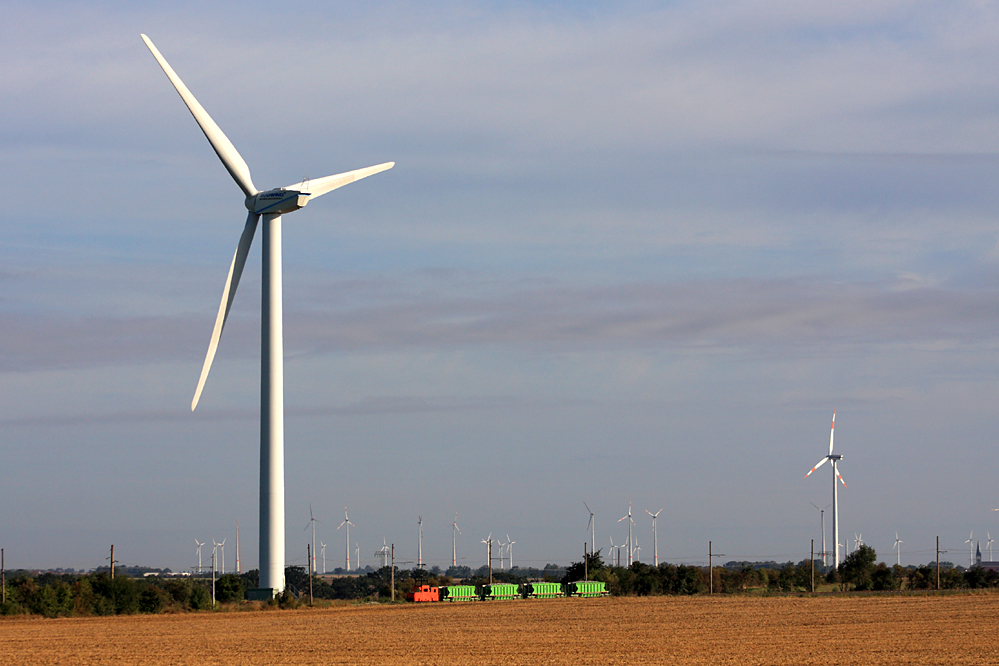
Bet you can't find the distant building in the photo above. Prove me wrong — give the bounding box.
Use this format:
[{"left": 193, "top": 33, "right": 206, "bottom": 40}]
[{"left": 975, "top": 542, "right": 999, "bottom": 571}]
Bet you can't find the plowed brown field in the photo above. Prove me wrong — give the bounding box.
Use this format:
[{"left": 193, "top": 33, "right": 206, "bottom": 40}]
[{"left": 3, "top": 593, "right": 998, "bottom": 665}]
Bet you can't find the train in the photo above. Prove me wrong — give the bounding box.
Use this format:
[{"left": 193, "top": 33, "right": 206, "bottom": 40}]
[{"left": 406, "top": 580, "right": 608, "bottom": 602}]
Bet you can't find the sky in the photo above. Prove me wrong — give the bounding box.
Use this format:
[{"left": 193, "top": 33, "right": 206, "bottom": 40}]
[{"left": 3, "top": 0, "right": 999, "bottom": 574}]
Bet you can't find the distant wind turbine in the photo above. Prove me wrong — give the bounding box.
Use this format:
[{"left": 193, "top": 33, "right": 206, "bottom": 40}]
[
  {"left": 810, "top": 502, "right": 830, "bottom": 567},
  {"left": 481, "top": 534, "right": 492, "bottom": 568},
  {"left": 805, "top": 409, "right": 846, "bottom": 567},
  {"left": 618, "top": 502, "right": 636, "bottom": 566},
  {"left": 987, "top": 534, "right": 995, "bottom": 562},
  {"left": 320, "top": 541, "right": 327, "bottom": 574},
  {"left": 194, "top": 539, "right": 205, "bottom": 573},
  {"left": 417, "top": 516, "right": 423, "bottom": 569},
  {"left": 305, "top": 505, "right": 321, "bottom": 575},
  {"left": 966, "top": 531, "right": 975, "bottom": 568},
  {"left": 893, "top": 532, "right": 903, "bottom": 566},
  {"left": 451, "top": 513, "right": 461, "bottom": 567},
  {"left": 584, "top": 502, "right": 595, "bottom": 555},
  {"left": 646, "top": 508, "right": 663, "bottom": 567},
  {"left": 506, "top": 535, "right": 516, "bottom": 569},
  {"left": 497, "top": 537, "right": 508, "bottom": 570},
  {"left": 141, "top": 35, "right": 393, "bottom": 596},
  {"left": 337, "top": 508, "right": 355, "bottom": 571}
]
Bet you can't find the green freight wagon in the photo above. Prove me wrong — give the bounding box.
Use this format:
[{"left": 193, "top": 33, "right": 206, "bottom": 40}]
[
  {"left": 521, "top": 581, "right": 564, "bottom": 598},
  {"left": 440, "top": 584, "right": 477, "bottom": 601},
  {"left": 566, "top": 580, "right": 608, "bottom": 597},
  {"left": 479, "top": 583, "right": 519, "bottom": 600}
]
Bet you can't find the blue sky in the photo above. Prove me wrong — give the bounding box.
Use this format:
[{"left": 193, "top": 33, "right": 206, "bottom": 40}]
[{"left": 3, "top": 0, "right": 999, "bottom": 573}]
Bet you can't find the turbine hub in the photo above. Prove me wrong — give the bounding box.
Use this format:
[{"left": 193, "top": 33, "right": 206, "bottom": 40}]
[{"left": 245, "top": 189, "right": 310, "bottom": 215}]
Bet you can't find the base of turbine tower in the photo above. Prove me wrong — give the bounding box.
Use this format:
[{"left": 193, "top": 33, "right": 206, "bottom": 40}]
[{"left": 247, "top": 588, "right": 278, "bottom": 601}]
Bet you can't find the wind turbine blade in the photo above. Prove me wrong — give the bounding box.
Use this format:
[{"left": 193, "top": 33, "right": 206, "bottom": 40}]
[
  {"left": 829, "top": 408, "right": 836, "bottom": 455},
  {"left": 141, "top": 35, "right": 258, "bottom": 198},
  {"left": 191, "top": 212, "right": 260, "bottom": 410},
  {"left": 836, "top": 468, "right": 847, "bottom": 487},
  {"left": 283, "top": 162, "right": 394, "bottom": 199},
  {"left": 805, "top": 456, "right": 829, "bottom": 477}
]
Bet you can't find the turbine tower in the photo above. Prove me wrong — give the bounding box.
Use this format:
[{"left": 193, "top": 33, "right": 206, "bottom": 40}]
[
  {"left": 417, "top": 516, "right": 423, "bottom": 569},
  {"left": 320, "top": 541, "right": 327, "bottom": 574},
  {"left": 987, "top": 534, "right": 995, "bottom": 562},
  {"left": 451, "top": 513, "right": 461, "bottom": 568},
  {"left": 805, "top": 409, "right": 846, "bottom": 567},
  {"left": 141, "top": 35, "right": 393, "bottom": 597},
  {"left": 506, "top": 534, "right": 516, "bottom": 569},
  {"left": 618, "top": 502, "right": 635, "bottom": 566},
  {"left": 966, "top": 531, "right": 975, "bottom": 568},
  {"left": 893, "top": 532, "right": 903, "bottom": 566},
  {"left": 646, "top": 508, "right": 663, "bottom": 567},
  {"left": 337, "top": 508, "right": 355, "bottom": 571}
]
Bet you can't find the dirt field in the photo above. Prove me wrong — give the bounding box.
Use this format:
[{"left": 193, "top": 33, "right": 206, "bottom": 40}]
[{"left": 3, "top": 593, "right": 998, "bottom": 665}]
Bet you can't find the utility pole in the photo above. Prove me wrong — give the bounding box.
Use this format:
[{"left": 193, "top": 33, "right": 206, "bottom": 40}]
[
  {"left": 488, "top": 539, "right": 493, "bottom": 585},
  {"left": 810, "top": 539, "right": 815, "bottom": 593},
  {"left": 308, "top": 543, "right": 313, "bottom": 607},
  {"left": 2, "top": 548, "right": 5, "bottom": 605},
  {"left": 236, "top": 521, "right": 241, "bottom": 574},
  {"left": 109, "top": 545, "right": 116, "bottom": 580},
  {"left": 584, "top": 543, "right": 588, "bottom": 582},
  {"left": 390, "top": 544, "right": 395, "bottom": 602},
  {"left": 936, "top": 536, "right": 948, "bottom": 591}
]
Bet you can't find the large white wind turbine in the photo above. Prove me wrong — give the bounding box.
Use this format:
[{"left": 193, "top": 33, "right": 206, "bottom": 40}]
[
  {"left": 337, "top": 508, "right": 355, "bottom": 571},
  {"left": 646, "top": 509, "right": 663, "bottom": 567},
  {"left": 141, "top": 35, "right": 393, "bottom": 597},
  {"left": 805, "top": 409, "right": 846, "bottom": 567}
]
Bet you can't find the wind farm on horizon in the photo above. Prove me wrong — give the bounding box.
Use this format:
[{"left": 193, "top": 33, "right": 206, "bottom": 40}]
[{"left": 23, "top": 33, "right": 988, "bottom": 589}]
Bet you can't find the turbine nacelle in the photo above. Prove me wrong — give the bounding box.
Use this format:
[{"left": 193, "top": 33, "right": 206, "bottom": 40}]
[{"left": 246, "top": 189, "right": 310, "bottom": 215}]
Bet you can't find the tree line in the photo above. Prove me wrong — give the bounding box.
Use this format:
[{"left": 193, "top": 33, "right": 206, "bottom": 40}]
[{"left": 3, "top": 546, "right": 997, "bottom": 618}]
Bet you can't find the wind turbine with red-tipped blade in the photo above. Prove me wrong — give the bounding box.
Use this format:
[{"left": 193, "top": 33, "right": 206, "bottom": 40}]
[{"left": 806, "top": 409, "right": 847, "bottom": 567}]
